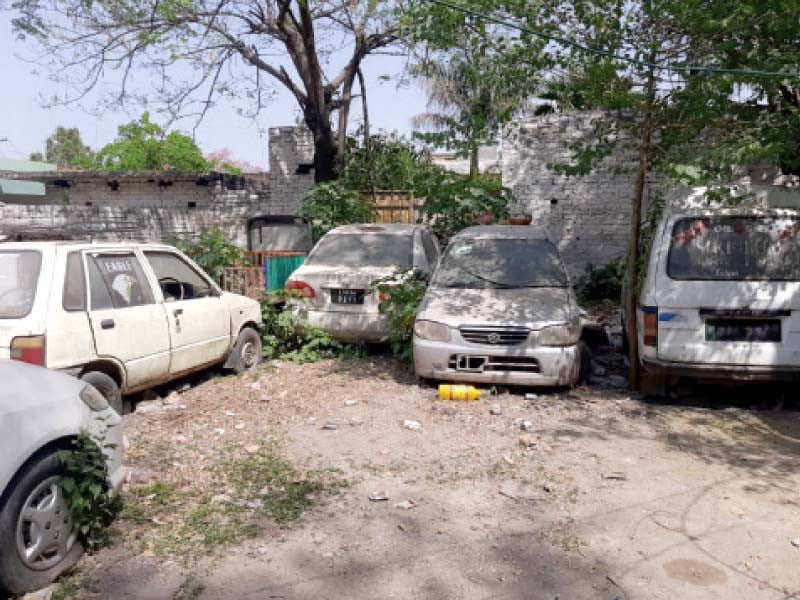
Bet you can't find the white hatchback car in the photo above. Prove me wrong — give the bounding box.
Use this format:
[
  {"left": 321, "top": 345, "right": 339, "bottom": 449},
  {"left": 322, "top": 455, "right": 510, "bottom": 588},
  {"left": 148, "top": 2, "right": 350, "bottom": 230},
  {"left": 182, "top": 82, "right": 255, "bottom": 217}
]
[
  {"left": 0, "top": 241, "right": 263, "bottom": 413},
  {"left": 0, "top": 359, "right": 124, "bottom": 597},
  {"left": 285, "top": 224, "right": 441, "bottom": 342},
  {"left": 413, "top": 226, "right": 589, "bottom": 387}
]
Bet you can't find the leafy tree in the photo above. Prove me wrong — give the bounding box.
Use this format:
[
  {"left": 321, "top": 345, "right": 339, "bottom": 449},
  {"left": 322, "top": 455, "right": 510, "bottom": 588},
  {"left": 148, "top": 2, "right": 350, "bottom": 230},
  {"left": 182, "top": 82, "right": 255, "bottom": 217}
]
[
  {"left": 29, "top": 126, "right": 93, "bottom": 167},
  {"left": 11, "top": 0, "right": 399, "bottom": 182},
  {"left": 300, "top": 182, "right": 374, "bottom": 241},
  {"left": 92, "top": 113, "right": 209, "bottom": 171}
]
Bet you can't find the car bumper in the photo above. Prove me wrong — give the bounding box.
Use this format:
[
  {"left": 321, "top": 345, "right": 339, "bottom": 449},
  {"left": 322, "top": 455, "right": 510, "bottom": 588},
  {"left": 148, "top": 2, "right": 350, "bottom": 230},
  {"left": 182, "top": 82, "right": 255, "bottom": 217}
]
[
  {"left": 413, "top": 335, "right": 581, "bottom": 387},
  {"left": 304, "top": 309, "right": 389, "bottom": 343},
  {"left": 642, "top": 358, "right": 800, "bottom": 382}
]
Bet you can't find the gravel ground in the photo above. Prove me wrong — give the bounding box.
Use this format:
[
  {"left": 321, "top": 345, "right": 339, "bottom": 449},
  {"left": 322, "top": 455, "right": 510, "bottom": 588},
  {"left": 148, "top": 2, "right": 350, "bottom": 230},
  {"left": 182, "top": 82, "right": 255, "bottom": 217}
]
[{"left": 44, "top": 351, "right": 800, "bottom": 600}]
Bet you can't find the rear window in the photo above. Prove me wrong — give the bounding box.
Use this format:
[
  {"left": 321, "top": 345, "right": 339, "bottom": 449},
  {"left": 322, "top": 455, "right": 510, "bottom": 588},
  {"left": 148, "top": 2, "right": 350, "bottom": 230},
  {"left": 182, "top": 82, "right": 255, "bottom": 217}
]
[
  {"left": 305, "top": 233, "right": 413, "bottom": 268},
  {"left": 433, "top": 238, "right": 568, "bottom": 289},
  {"left": 668, "top": 216, "right": 800, "bottom": 281},
  {"left": 0, "top": 250, "right": 42, "bottom": 318}
]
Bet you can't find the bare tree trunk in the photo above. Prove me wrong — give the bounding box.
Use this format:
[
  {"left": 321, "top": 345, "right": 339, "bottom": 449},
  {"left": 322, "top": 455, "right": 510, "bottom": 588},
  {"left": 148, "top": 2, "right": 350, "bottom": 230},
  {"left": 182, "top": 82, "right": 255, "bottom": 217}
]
[
  {"left": 357, "top": 68, "right": 375, "bottom": 198},
  {"left": 625, "top": 68, "right": 656, "bottom": 390},
  {"left": 469, "top": 143, "right": 479, "bottom": 179}
]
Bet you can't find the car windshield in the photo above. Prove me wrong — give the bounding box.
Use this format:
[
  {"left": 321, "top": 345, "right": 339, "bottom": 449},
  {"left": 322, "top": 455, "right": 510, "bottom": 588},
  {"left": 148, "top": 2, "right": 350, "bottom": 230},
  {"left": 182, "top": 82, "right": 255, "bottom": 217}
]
[
  {"left": 305, "top": 233, "right": 413, "bottom": 268},
  {"left": 0, "top": 251, "right": 42, "bottom": 318},
  {"left": 433, "top": 238, "right": 568, "bottom": 289},
  {"left": 668, "top": 216, "right": 800, "bottom": 280}
]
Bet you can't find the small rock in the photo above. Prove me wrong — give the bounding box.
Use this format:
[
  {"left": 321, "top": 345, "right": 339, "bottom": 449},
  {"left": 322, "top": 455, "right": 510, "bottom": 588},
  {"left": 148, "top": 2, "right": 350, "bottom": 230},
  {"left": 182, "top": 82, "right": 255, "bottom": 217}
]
[
  {"left": 245, "top": 499, "right": 264, "bottom": 510},
  {"left": 368, "top": 491, "right": 389, "bottom": 501},
  {"left": 601, "top": 471, "right": 628, "bottom": 481},
  {"left": 163, "top": 391, "right": 182, "bottom": 405},
  {"left": 395, "top": 499, "right": 418, "bottom": 510},
  {"left": 177, "top": 383, "right": 191, "bottom": 393},
  {"left": 248, "top": 382, "right": 261, "bottom": 390},
  {"left": 225, "top": 411, "right": 237, "bottom": 417},
  {"left": 211, "top": 494, "right": 233, "bottom": 504},
  {"left": 307, "top": 417, "right": 317, "bottom": 424},
  {"left": 489, "top": 404, "right": 503, "bottom": 416},
  {"left": 260, "top": 394, "right": 270, "bottom": 402},
  {"left": 322, "top": 421, "right": 339, "bottom": 430},
  {"left": 791, "top": 538, "right": 800, "bottom": 548},
  {"left": 519, "top": 434, "right": 538, "bottom": 448},
  {"left": 322, "top": 552, "right": 334, "bottom": 558},
  {"left": 163, "top": 403, "right": 187, "bottom": 411},
  {"left": 524, "top": 393, "right": 538, "bottom": 401},
  {"left": 403, "top": 419, "right": 422, "bottom": 431},
  {"left": 213, "top": 427, "right": 225, "bottom": 435},
  {"left": 235, "top": 422, "right": 246, "bottom": 430},
  {"left": 174, "top": 435, "right": 187, "bottom": 444},
  {"left": 21, "top": 584, "right": 54, "bottom": 600},
  {"left": 135, "top": 399, "right": 164, "bottom": 415},
  {"left": 520, "top": 420, "right": 534, "bottom": 431},
  {"left": 349, "top": 418, "right": 365, "bottom": 427},
  {"left": 344, "top": 400, "right": 358, "bottom": 406},
  {"left": 502, "top": 454, "right": 515, "bottom": 465},
  {"left": 245, "top": 444, "right": 260, "bottom": 454}
]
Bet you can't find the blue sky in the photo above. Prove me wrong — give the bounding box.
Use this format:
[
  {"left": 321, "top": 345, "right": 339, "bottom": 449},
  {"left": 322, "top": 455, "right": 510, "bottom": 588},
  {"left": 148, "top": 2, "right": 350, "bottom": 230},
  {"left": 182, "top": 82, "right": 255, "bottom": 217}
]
[{"left": 0, "top": 11, "right": 427, "bottom": 170}]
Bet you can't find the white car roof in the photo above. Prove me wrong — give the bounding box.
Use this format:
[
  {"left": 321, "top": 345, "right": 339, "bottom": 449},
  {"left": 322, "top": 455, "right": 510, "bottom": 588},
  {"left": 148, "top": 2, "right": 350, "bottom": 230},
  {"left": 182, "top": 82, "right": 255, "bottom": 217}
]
[
  {"left": 0, "top": 240, "right": 178, "bottom": 252},
  {"left": 667, "top": 183, "right": 800, "bottom": 214}
]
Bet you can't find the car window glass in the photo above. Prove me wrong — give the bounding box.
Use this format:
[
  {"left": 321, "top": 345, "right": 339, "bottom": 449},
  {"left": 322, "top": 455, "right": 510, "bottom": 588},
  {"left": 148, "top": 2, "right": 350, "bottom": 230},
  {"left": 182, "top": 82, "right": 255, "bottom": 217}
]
[
  {"left": 62, "top": 251, "right": 86, "bottom": 312},
  {"left": 0, "top": 250, "right": 41, "bottom": 319},
  {"left": 144, "top": 252, "right": 213, "bottom": 301},
  {"left": 89, "top": 253, "right": 154, "bottom": 309},
  {"left": 305, "top": 233, "right": 413, "bottom": 268}
]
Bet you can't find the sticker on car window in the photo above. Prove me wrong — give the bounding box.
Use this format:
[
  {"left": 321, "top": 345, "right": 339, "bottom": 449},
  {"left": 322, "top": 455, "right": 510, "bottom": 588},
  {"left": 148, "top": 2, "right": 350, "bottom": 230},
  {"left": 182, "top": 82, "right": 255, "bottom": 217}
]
[{"left": 100, "top": 258, "right": 133, "bottom": 273}]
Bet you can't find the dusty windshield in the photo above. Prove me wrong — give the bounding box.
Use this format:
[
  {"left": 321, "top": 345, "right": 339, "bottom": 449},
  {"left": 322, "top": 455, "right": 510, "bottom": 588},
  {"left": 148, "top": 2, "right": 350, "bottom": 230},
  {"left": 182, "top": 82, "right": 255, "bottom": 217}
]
[
  {"left": 668, "top": 216, "right": 800, "bottom": 280},
  {"left": 305, "top": 233, "right": 413, "bottom": 268},
  {"left": 0, "top": 251, "right": 42, "bottom": 318},
  {"left": 433, "top": 238, "right": 568, "bottom": 289}
]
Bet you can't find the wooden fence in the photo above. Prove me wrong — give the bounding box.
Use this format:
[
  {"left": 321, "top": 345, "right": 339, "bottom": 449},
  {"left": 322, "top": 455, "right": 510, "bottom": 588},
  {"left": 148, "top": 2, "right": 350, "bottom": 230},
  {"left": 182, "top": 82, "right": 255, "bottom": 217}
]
[{"left": 366, "top": 191, "right": 421, "bottom": 224}]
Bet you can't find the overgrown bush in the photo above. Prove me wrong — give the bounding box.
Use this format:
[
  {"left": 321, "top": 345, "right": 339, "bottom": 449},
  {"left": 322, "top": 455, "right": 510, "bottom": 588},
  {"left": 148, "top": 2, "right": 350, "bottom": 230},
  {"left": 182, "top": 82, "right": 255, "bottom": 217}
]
[
  {"left": 58, "top": 430, "right": 122, "bottom": 552},
  {"left": 175, "top": 227, "right": 246, "bottom": 282},
  {"left": 300, "top": 181, "right": 374, "bottom": 241},
  {"left": 414, "top": 170, "right": 512, "bottom": 242},
  {"left": 576, "top": 259, "right": 624, "bottom": 304},
  {"left": 261, "top": 291, "right": 365, "bottom": 362},
  {"left": 376, "top": 269, "right": 430, "bottom": 363}
]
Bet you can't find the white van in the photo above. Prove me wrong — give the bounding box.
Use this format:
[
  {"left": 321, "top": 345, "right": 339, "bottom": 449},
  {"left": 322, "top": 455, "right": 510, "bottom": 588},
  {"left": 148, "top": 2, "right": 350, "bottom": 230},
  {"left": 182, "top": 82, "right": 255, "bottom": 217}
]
[{"left": 638, "top": 183, "right": 800, "bottom": 390}]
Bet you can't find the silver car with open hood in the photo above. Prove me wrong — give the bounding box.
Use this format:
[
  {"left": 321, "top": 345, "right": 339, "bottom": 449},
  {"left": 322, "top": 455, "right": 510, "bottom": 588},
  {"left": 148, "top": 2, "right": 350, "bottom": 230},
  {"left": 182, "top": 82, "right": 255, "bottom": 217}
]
[{"left": 413, "top": 225, "right": 589, "bottom": 387}]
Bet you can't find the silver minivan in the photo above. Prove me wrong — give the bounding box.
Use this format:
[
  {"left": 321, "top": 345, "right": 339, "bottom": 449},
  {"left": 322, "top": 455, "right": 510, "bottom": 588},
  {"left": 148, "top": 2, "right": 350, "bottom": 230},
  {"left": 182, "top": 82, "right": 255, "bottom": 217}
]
[
  {"left": 413, "top": 225, "right": 590, "bottom": 387},
  {"left": 637, "top": 183, "right": 800, "bottom": 389}
]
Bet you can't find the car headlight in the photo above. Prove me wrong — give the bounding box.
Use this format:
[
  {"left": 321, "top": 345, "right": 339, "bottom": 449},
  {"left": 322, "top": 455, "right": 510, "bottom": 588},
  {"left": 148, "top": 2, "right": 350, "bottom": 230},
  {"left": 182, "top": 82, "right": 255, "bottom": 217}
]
[
  {"left": 537, "top": 320, "right": 581, "bottom": 347},
  {"left": 414, "top": 320, "right": 450, "bottom": 342},
  {"left": 79, "top": 384, "right": 110, "bottom": 412}
]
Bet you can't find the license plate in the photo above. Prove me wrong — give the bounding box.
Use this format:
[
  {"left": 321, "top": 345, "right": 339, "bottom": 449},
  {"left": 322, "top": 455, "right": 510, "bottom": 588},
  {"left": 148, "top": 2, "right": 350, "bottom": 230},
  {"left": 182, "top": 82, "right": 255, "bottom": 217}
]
[
  {"left": 705, "top": 319, "right": 781, "bottom": 342},
  {"left": 331, "top": 288, "right": 365, "bottom": 305}
]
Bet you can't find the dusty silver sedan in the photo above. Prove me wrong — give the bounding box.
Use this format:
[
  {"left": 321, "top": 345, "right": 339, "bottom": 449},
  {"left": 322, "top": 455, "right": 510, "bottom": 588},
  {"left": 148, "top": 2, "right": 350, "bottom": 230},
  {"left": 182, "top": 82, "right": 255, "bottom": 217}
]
[{"left": 413, "top": 226, "right": 590, "bottom": 387}]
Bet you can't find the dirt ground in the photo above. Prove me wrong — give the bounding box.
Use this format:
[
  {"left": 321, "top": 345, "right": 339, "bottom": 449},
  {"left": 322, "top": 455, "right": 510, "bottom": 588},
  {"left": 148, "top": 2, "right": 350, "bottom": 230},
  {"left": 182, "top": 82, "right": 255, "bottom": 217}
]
[{"left": 50, "top": 351, "right": 800, "bottom": 600}]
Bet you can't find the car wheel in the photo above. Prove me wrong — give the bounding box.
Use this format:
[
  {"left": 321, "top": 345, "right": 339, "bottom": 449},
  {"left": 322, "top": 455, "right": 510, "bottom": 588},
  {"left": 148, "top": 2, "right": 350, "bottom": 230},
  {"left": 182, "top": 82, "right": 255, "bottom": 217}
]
[
  {"left": 574, "top": 341, "right": 592, "bottom": 387},
  {"left": 80, "top": 371, "right": 123, "bottom": 415},
  {"left": 0, "top": 452, "right": 83, "bottom": 597},
  {"left": 229, "top": 328, "right": 263, "bottom": 374}
]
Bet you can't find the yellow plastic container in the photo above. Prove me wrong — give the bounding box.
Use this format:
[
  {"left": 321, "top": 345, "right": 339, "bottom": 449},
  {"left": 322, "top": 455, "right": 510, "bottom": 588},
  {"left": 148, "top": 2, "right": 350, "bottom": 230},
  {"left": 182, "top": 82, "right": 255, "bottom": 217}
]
[{"left": 438, "top": 384, "right": 481, "bottom": 401}]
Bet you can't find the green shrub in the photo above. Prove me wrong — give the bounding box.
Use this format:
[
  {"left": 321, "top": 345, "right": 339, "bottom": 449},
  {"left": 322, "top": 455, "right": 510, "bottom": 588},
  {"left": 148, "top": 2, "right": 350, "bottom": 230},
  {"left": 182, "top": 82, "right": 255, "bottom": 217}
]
[
  {"left": 576, "top": 259, "right": 624, "bottom": 304},
  {"left": 375, "top": 269, "right": 430, "bottom": 362},
  {"left": 260, "top": 291, "right": 366, "bottom": 362},
  {"left": 300, "top": 181, "right": 374, "bottom": 241},
  {"left": 58, "top": 430, "right": 122, "bottom": 552},
  {"left": 175, "top": 228, "right": 246, "bottom": 282}
]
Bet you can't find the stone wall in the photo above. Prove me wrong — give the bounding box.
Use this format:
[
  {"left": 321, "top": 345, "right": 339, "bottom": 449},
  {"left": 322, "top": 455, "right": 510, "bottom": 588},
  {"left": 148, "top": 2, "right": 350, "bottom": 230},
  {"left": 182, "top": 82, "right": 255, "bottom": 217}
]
[
  {"left": 503, "top": 112, "right": 654, "bottom": 276},
  {"left": 0, "top": 126, "right": 315, "bottom": 246}
]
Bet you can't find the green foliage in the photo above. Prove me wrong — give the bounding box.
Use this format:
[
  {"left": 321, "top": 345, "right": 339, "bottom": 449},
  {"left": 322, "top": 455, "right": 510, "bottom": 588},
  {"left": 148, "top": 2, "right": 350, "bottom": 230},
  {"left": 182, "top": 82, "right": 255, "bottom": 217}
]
[
  {"left": 340, "top": 131, "right": 436, "bottom": 192},
  {"left": 376, "top": 269, "right": 430, "bottom": 363},
  {"left": 29, "top": 126, "right": 94, "bottom": 167},
  {"left": 415, "top": 170, "right": 511, "bottom": 242},
  {"left": 300, "top": 181, "right": 373, "bottom": 241},
  {"left": 577, "top": 259, "right": 624, "bottom": 304},
  {"left": 260, "top": 291, "right": 366, "bottom": 362},
  {"left": 175, "top": 228, "right": 246, "bottom": 282},
  {"left": 92, "top": 112, "right": 209, "bottom": 171},
  {"left": 58, "top": 430, "right": 122, "bottom": 552}
]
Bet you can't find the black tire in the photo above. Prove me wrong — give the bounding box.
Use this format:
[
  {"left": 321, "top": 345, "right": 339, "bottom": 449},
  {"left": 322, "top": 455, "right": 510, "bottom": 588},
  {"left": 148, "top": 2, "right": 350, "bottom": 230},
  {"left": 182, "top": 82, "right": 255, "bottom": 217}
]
[
  {"left": 0, "top": 452, "right": 83, "bottom": 597},
  {"left": 80, "top": 371, "right": 123, "bottom": 415},
  {"left": 574, "top": 341, "right": 593, "bottom": 387},
  {"left": 229, "top": 328, "right": 263, "bottom": 374}
]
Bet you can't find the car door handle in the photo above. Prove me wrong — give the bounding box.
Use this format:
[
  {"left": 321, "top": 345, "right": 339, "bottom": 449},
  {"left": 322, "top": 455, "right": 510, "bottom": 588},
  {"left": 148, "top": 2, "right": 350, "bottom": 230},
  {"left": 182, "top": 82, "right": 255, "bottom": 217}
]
[
  {"left": 100, "top": 319, "right": 115, "bottom": 330},
  {"left": 173, "top": 308, "right": 184, "bottom": 316}
]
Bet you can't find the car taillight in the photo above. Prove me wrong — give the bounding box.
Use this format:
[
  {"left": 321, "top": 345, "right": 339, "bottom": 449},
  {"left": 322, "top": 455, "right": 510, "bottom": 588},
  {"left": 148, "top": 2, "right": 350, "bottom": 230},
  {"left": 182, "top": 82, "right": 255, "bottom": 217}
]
[
  {"left": 11, "top": 335, "right": 46, "bottom": 366},
  {"left": 643, "top": 307, "right": 658, "bottom": 347},
  {"left": 285, "top": 280, "right": 316, "bottom": 299}
]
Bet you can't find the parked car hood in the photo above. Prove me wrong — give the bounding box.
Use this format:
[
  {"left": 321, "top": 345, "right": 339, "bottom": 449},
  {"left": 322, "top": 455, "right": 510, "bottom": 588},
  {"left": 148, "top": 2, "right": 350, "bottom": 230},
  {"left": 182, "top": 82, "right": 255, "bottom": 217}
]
[{"left": 418, "top": 286, "right": 575, "bottom": 329}]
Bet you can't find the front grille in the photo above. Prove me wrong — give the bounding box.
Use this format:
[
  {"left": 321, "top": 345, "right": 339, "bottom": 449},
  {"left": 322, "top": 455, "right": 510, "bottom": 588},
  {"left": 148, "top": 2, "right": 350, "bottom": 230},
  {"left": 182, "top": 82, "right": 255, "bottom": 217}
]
[
  {"left": 448, "top": 355, "right": 540, "bottom": 373},
  {"left": 459, "top": 326, "right": 530, "bottom": 346}
]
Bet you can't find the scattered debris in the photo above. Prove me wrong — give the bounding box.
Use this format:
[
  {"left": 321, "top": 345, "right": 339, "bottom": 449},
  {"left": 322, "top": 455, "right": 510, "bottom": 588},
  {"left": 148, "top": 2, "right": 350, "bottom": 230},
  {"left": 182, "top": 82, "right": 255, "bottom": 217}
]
[
  {"left": 499, "top": 481, "right": 540, "bottom": 501},
  {"left": 349, "top": 417, "right": 365, "bottom": 426},
  {"left": 177, "top": 382, "right": 192, "bottom": 393},
  {"left": 135, "top": 399, "right": 164, "bottom": 415},
  {"left": 344, "top": 400, "right": 358, "bottom": 406},
  {"left": 225, "top": 411, "right": 237, "bottom": 417},
  {"left": 403, "top": 419, "right": 422, "bottom": 431},
  {"left": 368, "top": 491, "right": 390, "bottom": 501},
  {"left": 520, "top": 420, "right": 534, "bottom": 431},
  {"left": 519, "top": 434, "right": 538, "bottom": 448},
  {"left": 489, "top": 404, "right": 503, "bottom": 415},
  {"left": 211, "top": 494, "right": 233, "bottom": 505},
  {"left": 791, "top": 538, "right": 800, "bottom": 548},
  {"left": 20, "top": 584, "right": 54, "bottom": 600},
  {"left": 394, "top": 499, "right": 418, "bottom": 510},
  {"left": 213, "top": 428, "right": 225, "bottom": 435},
  {"left": 502, "top": 454, "right": 515, "bottom": 465},
  {"left": 245, "top": 444, "right": 260, "bottom": 454},
  {"left": 524, "top": 393, "right": 538, "bottom": 401},
  {"left": 235, "top": 422, "right": 246, "bottom": 430},
  {"left": 602, "top": 471, "right": 628, "bottom": 481},
  {"left": 322, "top": 421, "right": 339, "bottom": 430}
]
